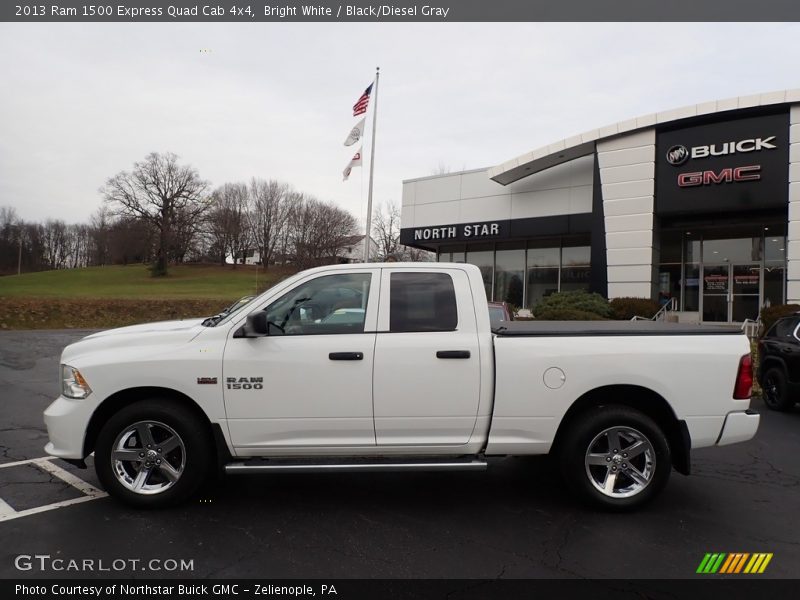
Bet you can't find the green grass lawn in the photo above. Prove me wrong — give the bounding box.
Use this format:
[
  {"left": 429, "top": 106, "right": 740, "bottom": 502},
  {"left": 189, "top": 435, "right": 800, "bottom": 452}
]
[{"left": 0, "top": 264, "right": 294, "bottom": 300}]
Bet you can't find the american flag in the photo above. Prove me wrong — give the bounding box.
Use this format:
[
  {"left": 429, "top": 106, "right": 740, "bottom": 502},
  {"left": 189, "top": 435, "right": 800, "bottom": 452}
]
[{"left": 352, "top": 83, "right": 373, "bottom": 116}]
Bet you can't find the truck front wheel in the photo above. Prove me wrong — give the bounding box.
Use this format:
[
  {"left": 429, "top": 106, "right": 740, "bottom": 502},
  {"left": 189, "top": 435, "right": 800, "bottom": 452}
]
[
  {"left": 94, "top": 399, "right": 212, "bottom": 507},
  {"left": 558, "top": 405, "right": 671, "bottom": 511}
]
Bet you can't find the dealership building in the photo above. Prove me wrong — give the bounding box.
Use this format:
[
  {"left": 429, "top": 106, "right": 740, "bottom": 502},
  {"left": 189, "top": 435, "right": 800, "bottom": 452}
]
[{"left": 400, "top": 89, "right": 800, "bottom": 323}]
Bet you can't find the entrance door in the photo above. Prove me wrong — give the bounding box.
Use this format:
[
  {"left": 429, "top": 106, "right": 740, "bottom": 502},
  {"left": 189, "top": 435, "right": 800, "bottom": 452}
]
[
  {"left": 702, "top": 264, "right": 761, "bottom": 323},
  {"left": 702, "top": 265, "right": 729, "bottom": 322}
]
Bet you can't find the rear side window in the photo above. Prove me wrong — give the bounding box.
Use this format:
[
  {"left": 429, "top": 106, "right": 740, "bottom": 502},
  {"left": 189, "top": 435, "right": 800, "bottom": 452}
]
[
  {"left": 771, "top": 318, "right": 799, "bottom": 338},
  {"left": 390, "top": 272, "right": 457, "bottom": 332}
]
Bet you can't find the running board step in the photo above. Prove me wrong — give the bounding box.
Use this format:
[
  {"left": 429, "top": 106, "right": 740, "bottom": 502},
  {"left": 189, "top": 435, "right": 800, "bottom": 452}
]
[{"left": 225, "top": 457, "right": 488, "bottom": 474}]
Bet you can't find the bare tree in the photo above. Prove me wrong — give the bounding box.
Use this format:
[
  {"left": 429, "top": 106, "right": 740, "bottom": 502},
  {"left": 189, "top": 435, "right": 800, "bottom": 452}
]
[
  {"left": 0, "top": 207, "right": 22, "bottom": 274},
  {"left": 400, "top": 245, "right": 434, "bottom": 262},
  {"left": 431, "top": 161, "right": 452, "bottom": 176},
  {"left": 249, "top": 178, "right": 290, "bottom": 269},
  {"left": 42, "top": 219, "right": 68, "bottom": 269},
  {"left": 207, "top": 183, "right": 251, "bottom": 268},
  {"left": 287, "top": 196, "right": 358, "bottom": 269},
  {"left": 89, "top": 206, "right": 112, "bottom": 266},
  {"left": 372, "top": 201, "right": 402, "bottom": 260},
  {"left": 370, "top": 200, "right": 433, "bottom": 262},
  {"left": 101, "top": 152, "right": 210, "bottom": 276},
  {"left": 108, "top": 217, "right": 155, "bottom": 265}
]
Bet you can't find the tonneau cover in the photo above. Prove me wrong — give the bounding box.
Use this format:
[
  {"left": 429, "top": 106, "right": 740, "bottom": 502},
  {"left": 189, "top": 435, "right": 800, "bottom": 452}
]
[{"left": 493, "top": 320, "right": 742, "bottom": 337}]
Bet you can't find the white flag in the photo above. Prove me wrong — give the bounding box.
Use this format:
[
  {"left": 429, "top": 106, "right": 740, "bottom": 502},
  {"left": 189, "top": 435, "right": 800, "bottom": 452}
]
[
  {"left": 343, "top": 117, "right": 366, "bottom": 147},
  {"left": 343, "top": 148, "right": 362, "bottom": 181}
]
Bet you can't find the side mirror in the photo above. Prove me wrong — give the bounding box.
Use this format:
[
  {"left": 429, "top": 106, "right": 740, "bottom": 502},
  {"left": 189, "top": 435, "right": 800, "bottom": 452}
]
[{"left": 236, "top": 312, "right": 269, "bottom": 338}]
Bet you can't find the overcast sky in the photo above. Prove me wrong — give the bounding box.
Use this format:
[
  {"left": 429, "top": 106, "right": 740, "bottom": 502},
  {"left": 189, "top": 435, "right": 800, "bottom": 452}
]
[{"left": 1, "top": 22, "right": 800, "bottom": 228}]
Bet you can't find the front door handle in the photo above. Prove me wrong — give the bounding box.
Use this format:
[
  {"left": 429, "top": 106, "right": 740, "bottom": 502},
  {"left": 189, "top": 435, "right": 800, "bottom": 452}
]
[
  {"left": 436, "top": 350, "right": 471, "bottom": 359},
  {"left": 329, "top": 352, "right": 364, "bottom": 361}
]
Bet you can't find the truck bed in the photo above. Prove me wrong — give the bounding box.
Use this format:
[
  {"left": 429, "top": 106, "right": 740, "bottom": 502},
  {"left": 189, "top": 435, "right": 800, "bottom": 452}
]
[{"left": 493, "top": 320, "right": 742, "bottom": 337}]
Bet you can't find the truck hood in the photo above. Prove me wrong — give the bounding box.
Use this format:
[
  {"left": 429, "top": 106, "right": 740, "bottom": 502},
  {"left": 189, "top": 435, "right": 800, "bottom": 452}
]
[
  {"left": 62, "top": 319, "right": 206, "bottom": 365},
  {"left": 82, "top": 318, "right": 205, "bottom": 339}
]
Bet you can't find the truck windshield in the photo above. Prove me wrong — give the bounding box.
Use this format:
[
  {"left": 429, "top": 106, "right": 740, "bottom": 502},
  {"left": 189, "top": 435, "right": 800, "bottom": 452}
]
[{"left": 203, "top": 295, "right": 257, "bottom": 327}]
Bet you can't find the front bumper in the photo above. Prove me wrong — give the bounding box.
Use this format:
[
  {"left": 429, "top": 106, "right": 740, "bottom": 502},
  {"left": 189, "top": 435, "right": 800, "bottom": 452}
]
[
  {"left": 716, "top": 410, "right": 760, "bottom": 446},
  {"left": 43, "top": 395, "right": 93, "bottom": 459}
]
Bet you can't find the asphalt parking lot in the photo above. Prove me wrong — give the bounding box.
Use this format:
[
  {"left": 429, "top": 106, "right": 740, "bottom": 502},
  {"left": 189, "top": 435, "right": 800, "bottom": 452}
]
[{"left": 0, "top": 329, "right": 798, "bottom": 579}]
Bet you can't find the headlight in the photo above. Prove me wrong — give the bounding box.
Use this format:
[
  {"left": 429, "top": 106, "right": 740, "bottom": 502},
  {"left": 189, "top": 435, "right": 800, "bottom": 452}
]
[{"left": 61, "top": 364, "right": 92, "bottom": 399}]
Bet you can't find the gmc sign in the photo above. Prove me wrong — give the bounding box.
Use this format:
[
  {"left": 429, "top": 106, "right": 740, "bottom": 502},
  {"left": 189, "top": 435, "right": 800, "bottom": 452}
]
[{"left": 677, "top": 165, "right": 762, "bottom": 187}]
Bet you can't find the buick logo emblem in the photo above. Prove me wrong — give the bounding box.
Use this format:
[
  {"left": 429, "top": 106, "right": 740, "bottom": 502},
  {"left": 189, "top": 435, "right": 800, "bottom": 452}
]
[{"left": 666, "top": 145, "right": 689, "bottom": 166}]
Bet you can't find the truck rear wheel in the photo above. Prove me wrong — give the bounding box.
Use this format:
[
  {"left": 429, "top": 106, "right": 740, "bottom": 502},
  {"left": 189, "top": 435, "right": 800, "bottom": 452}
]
[
  {"left": 558, "top": 405, "right": 671, "bottom": 511},
  {"left": 94, "top": 399, "right": 212, "bottom": 508}
]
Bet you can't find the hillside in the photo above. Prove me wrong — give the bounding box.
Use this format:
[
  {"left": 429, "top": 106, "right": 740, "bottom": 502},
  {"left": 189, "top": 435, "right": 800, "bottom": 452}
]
[{"left": 0, "top": 264, "right": 297, "bottom": 329}]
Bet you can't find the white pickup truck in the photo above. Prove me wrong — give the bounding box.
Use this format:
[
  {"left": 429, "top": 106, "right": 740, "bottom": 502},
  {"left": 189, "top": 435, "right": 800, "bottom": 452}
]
[{"left": 44, "top": 263, "right": 759, "bottom": 510}]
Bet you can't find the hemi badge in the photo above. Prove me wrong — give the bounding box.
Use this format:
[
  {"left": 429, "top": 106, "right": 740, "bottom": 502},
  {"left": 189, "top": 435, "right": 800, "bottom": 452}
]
[{"left": 197, "top": 377, "right": 218, "bottom": 385}]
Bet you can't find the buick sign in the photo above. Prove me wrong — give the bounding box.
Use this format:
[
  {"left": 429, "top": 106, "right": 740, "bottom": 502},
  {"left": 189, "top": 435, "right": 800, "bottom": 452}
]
[
  {"left": 666, "top": 137, "right": 777, "bottom": 166},
  {"left": 666, "top": 145, "right": 689, "bottom": 166}
]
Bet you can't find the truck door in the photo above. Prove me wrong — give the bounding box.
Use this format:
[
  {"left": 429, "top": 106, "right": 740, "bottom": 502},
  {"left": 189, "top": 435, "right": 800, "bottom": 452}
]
[
  {"left": 223, "top": 269, "right": 379, "bottom": 452},
  {"left": 372, "top": 268, "right": 481, "bottom": 446}
]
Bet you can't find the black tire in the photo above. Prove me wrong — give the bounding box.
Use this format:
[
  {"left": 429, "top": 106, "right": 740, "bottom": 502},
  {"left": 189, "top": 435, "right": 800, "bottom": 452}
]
[
  {"left": 762, "top": 367, "right": 793, "bottom": 412},
  {"left": 558, "top": 405, "right": 671, "bottom": 511},
  {"left": 95, "top": 399, "right": 212, "bottom": 508}
]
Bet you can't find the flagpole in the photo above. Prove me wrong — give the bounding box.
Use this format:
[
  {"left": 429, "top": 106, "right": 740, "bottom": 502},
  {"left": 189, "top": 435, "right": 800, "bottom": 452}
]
[{"left": 363, "top": 66, "right": 379, "bottom": 263}]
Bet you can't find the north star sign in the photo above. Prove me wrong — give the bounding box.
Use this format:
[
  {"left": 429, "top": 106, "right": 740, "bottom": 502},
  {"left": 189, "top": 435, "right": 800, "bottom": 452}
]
[{"left": 413, "top": 222, "right": 501, "bottom": 241}]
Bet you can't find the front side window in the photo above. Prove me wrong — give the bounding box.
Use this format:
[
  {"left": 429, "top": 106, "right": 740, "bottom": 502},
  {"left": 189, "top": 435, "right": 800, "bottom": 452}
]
[
  {"left": 262, "top": 273, "right": 371, "bottom": 335},
  {"left": 390, "top": 272, "right": 457, "bottom": 332}
]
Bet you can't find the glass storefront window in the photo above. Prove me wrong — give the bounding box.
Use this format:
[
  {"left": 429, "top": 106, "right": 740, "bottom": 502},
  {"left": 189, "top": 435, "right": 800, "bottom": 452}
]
[
  {"left": 560, "top": 266, "right": 592, "bottom": 292},
  {"left": 439, "top": 245, "right": 465, "bottom": 263},
  {"left": 660, "top": 231, "right": 683, "bottom": 263},
  {"left": 702, "top": 237, "right": 762, "bottom": 263},
  {"left": 560, "top": 244, "right": 591, "bottom": 293},
  {"left": 466, "top": 245, "right": 494, "bottom": 301},
  {"left": 657, "top": 264, "right": 681, "bottom": 307},
  {"left": 527, "top": 245, "right": 559, "bottom": 267},
  {"left": 494, "top": 244, "right": 525, "bottom": 308},
  {"left": 561, "top": 245, "right": 590, "bottom": 266},
  {"left": 527, "top": 268, "right": 559, "bottom": 307},
  {"left": 765, "top": 236, "right": 786, "bottom": 263},
  {"left": 685, "top": 236, "right": 701, "bottom": 263},
  {"left": 684, "top": 265, "right": 700, "bottom": 311},
  {"left": 764, "top": 266, "right": 785, "bottom": 308}
]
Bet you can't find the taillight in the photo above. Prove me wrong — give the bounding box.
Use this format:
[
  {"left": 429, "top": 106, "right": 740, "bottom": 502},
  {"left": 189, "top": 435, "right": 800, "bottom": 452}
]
[{"left": 733, "top": 354, "right": 753, "bottom": 399}]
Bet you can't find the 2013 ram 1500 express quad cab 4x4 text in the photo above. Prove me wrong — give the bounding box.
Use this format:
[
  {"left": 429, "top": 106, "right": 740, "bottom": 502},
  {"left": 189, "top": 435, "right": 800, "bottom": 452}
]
[{"left": 44, "top": 263, "right": 759, "bottom": 510}]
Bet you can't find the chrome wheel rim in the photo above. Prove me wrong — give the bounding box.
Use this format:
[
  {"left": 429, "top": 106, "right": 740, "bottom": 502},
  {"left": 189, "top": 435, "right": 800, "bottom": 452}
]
[
  {"left": 112, "top": 420, "right": 185, "bottom": 495},
  {"left": 584, "top": 426, "right": 655, "bottom": 499}
]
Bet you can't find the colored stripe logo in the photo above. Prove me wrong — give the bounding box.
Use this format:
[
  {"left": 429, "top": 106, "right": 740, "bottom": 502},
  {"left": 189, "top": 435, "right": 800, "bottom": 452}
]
[{"left": 697, "top": 553, "right": 773, "bottom": 574}]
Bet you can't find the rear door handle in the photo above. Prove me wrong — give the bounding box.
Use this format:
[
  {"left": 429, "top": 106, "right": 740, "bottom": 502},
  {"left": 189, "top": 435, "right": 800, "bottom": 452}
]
[
  {"left": 436, "top": 350, "right": 471, "bottom": 359},
  {"left": 329, "top": 352, "right": 364, "bottom": 361}
]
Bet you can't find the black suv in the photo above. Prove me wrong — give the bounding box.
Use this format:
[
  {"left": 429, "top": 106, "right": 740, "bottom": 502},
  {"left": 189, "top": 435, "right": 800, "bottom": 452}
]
[{"left": 758, "top": 313, "right": 800, "bottom": 411}]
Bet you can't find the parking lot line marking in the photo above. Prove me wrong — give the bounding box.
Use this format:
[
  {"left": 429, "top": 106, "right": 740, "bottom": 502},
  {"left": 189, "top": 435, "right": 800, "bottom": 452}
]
[
  {"left": 0, "top": 457, "right": 43, "bottom": 469},
  {"left": 0, "top": 494, "right": 104, "bottom": 523},
  {"left": 0, "top": 456, "right": 107, "bottom": 523},
  {"left": 31, "top": 457, "right": 105, "bottom": 497},
  {"left": 0, "top": 498, "right": 16, "bottom": 519}
]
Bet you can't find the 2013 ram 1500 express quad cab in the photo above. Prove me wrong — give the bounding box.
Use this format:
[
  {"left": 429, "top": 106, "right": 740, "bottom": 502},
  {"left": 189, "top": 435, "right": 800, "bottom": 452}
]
[{"left": 44, "top": 263, "right": 760, "bottom": 510}]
